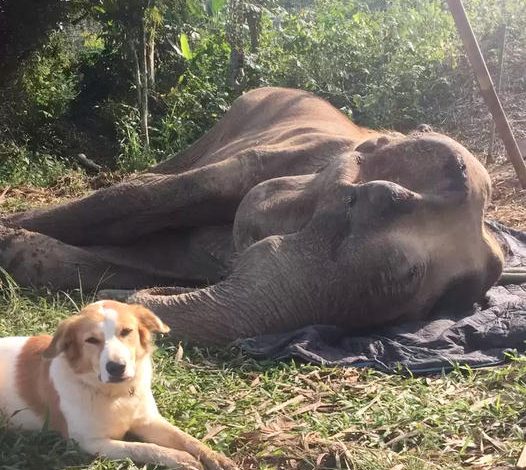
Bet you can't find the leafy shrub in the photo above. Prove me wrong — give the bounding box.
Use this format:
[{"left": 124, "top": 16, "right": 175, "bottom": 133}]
[
  {"left": 105, "top": 102, "right": 155, "bottom": 173},
  {"left": 255, "top": 0, "right": 458, "bottom": 130},
  {"left": 18, "top": 30, "right": 81, "bottom": 127},
  {"left": 1, "top": 0, "right": 525, "bottom": 184},
  {"left": 152, "top": 22, "right": 231, "bottom": 159},
  {"left": 0, "top": 141, "right": 71, "bottom": 187},
  {"left": 155, "top": 72, "right": 230, "bottom": 156}
]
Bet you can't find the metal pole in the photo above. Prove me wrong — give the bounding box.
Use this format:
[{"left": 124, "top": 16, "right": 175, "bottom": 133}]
[{"left": 446, "top": 0, "right": 526, "bottom": 188}]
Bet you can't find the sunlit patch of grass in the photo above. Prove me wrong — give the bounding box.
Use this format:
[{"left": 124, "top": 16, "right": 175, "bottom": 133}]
[{"left": 0, "top": 172, "right": 90, "bottom": 222}]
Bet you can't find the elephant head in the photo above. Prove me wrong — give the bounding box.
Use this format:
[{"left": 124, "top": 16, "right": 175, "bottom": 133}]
[{"left": 130, "top": 132, "right": 503, "bottom": 344}]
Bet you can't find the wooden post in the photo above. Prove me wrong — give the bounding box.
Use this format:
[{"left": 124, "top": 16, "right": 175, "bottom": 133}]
[
  {"left": 487, "top": 21, "right": 506, "bottom": 164},
  {"left": 446, "top": 0, "right": 526, "bottom": 188}
]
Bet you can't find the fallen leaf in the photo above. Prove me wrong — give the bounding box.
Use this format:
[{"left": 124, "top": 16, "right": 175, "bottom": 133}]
[
  {"left": 265, "top": 395, "right": 305, "bottom": 416},
  {"left": 202, "top": 424, "right": 227, "bottom": 442}
]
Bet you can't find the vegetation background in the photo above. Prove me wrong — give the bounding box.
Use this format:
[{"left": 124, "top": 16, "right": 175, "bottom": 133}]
[
  {"left": 1, "top": 0, "right": 525, "bottom": 183},
  {"left": 0, "top": 1, "right": 526, "bottom": 469}
]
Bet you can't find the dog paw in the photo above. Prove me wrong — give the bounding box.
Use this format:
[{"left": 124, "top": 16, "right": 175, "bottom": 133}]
[
  {"left": 202, "top": 453, "right": 239, "bottom": 470},
  {"left": 164, "top": 449, "right": 204, "bottom": 470}
]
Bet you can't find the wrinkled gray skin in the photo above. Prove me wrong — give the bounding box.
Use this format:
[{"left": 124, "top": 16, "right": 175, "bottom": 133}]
[{"left": 1, "top": 88, "right": 507, "bottom": 345}]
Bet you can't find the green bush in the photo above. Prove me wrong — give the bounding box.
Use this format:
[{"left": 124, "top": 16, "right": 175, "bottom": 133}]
[
  {"left": 152, "top": 24, "right": 231, "bottom": 159},
  {"left": 1, "top": 0, "right": 525, "bottom": 185},
  {"left": 110, "top": 103, "right": 156, "bottom": 173},
  {"left": 255, "top": 0, "right": 457, "bottom": 129},
  {"left": 113, "top": 17, "right": 232, "bottom": 172},
  {"left": 0, "top": 141, "right": 70, "bottom": 187},
  {"left": 20, "top": 32, "right": 80, "bottom": 122}
]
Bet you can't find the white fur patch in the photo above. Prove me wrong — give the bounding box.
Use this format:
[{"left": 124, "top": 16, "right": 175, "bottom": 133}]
[
  {"left": 50, "top": 353, "right": 155, "bottom": 443},
  {"left": 98, "top": 305, "right": 134, "bottom": 383},
  {"left": 0, "top": 337, "right": 43, "bottom": 430}
]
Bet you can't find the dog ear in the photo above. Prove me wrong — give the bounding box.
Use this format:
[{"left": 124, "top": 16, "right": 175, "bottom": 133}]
[
  {"left": 42, "top": 317, "right": 76, "bottom": 359},
  {"left": 130, "top": 304, "right": 170, "bottom": 334}
]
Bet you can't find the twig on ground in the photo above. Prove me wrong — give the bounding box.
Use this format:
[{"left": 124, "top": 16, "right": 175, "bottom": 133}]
[
  {"left": 0, "top": 186, "right": 10, "bottom": 204},
  {"left": 516, "top": 443, "right": 526, "bottom": 469},
  {"left": 76, "top": 153, "right": 102, "bottom": 172},
  {"left": 265, "top": 395, "right": 305, "bottom": 416}
]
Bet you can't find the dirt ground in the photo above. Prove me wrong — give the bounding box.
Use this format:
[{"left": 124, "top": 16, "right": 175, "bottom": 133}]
[{"left": 487, "top": 162, "right": 526, "bottom": 231}]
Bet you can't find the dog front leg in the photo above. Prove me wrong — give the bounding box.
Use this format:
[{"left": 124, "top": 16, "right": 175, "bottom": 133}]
[
  {"left": 131, "top": 417, "right": 238, "bottom": 470},
  {"left": 80, "top": 437, "right": 204, "bottom": 469}
]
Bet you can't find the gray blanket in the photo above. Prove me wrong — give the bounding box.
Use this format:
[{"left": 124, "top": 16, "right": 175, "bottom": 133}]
[{"left": 238, "top": 222, "right": 526, "bottom": 373}]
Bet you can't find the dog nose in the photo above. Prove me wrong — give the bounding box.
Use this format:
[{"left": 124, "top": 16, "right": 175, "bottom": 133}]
[{"left": 106, "top": 361, "right": 126, "bottom": 376}]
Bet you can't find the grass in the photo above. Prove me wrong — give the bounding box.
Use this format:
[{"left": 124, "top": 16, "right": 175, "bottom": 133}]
[
  {"left": 0, "top": 170, "right": 89, "bottom": 214},
  {"left": 1, "top": 167, "right": 525, "bottom": 470},
  {"left": 0, "top": 276, "right": 525, "bottom": 470}
]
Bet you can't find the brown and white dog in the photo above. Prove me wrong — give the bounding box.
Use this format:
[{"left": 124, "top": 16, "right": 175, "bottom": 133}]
[{"left": 0, "top": 300, "right": 237, "bottom": 470}]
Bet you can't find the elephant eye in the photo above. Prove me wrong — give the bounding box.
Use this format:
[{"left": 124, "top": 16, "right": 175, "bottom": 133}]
[
  {"left": 406, "top": 263, "right": 425, "bottom": 284},
  {"left": 345, "top": 189, "right": 357, "bottom": 207}
]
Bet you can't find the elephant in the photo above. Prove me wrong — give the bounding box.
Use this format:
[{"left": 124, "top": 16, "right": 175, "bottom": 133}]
[{"left": 0, "top": 87, "right": 510, "bottom": 345}]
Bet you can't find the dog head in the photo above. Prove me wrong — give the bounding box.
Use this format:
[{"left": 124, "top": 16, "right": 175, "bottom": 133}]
[{"left": 43, "top": 300, "right": 170, "bottom": 384}]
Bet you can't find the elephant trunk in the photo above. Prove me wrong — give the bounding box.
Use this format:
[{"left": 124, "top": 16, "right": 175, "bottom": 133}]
[
  {"left": 129, "top": 282, "right": 264, "bottom": 345},
  {"left": 127, "top": 234, "right": 321, "bottom": 345}
]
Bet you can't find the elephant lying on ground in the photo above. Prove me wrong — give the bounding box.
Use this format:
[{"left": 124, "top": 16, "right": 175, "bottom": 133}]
[{"left": 0, "top": 87, "right": 507, "bottom": 345}]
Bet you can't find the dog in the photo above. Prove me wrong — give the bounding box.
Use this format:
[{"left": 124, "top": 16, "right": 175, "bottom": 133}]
[{"left": 0, "top": 300, "right": 237, "bottom": 470}]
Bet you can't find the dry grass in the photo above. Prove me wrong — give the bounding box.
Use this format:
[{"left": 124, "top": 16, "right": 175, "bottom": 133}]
[
  {"left": 0, "top": 171, "right": 124, "bottom": 213},
  {"left": 487, "top": 162, "right": 526, "bottom": 231}
]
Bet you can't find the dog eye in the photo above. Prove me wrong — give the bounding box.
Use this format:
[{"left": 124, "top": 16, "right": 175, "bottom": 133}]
[
  {"left": 85, "top": 337, "right": 101, "bottom": 345},
  {"left": 120, "top": 328, "right": 133, "bottom": 337}
]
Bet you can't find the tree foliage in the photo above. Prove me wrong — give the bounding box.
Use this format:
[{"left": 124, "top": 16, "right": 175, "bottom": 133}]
[{"left": 0, "top": 0, "right": 525, "bottom": 177}]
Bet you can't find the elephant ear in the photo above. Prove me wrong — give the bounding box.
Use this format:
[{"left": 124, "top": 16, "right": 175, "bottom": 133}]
[
  {"left": 358, "top": 134, "right": 473, "bottom": 205},
  {"left": 355, "top": 136, "right": 391, "bottom": 154}
]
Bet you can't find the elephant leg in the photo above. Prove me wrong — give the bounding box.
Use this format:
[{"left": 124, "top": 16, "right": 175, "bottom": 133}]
[
  {"left": 0, "top": 226, "right": 167, "bottom": 290},
  {"left": 5, "top": 155, "right": 259, "bottom": 246},
  {"left": 0, "top": 225, "right": 232, "bottom": 290},
  {"left": 91, "top": 225, "right": 233, "bottom": 285}
]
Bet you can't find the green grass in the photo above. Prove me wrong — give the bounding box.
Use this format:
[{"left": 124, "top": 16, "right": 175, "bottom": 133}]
[{"left": 0, "top": 274, "right": 525, "bottom": 470}]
